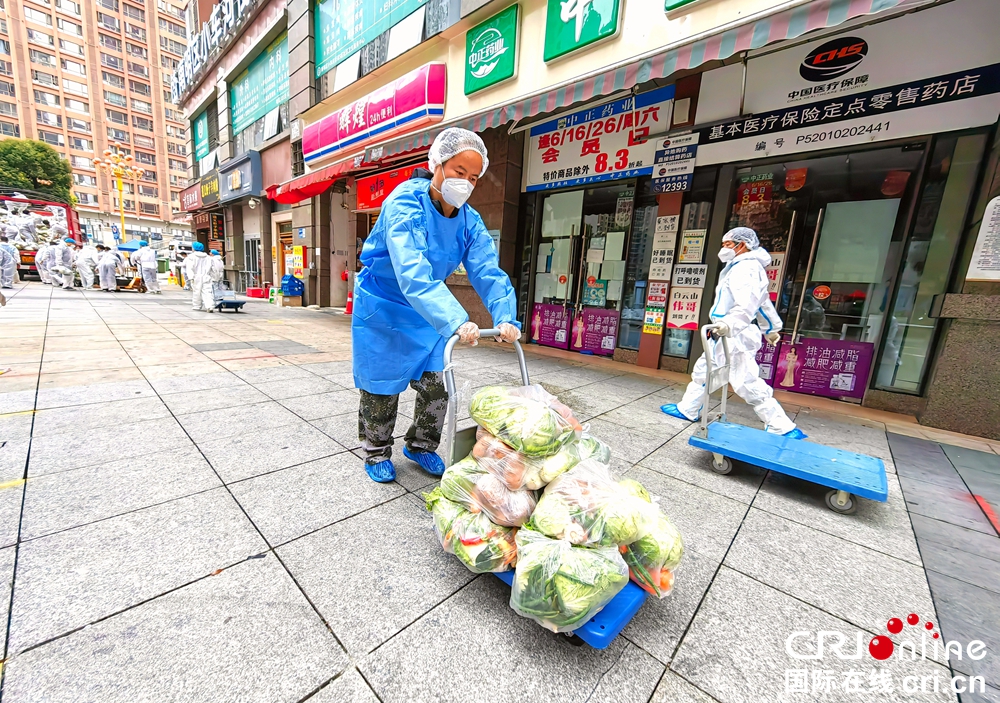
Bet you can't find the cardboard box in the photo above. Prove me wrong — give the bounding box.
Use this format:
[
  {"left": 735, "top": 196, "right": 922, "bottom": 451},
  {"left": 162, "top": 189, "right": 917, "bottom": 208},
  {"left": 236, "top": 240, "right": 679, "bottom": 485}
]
[{"left": 279, "top": 295, "right": 302, "bottom": 307}]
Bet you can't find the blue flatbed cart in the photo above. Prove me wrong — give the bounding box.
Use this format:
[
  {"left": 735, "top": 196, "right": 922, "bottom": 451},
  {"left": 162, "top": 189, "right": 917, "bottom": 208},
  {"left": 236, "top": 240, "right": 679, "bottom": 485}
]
[
  {"left": 442, "top": 330, "right": 648, "bottom": 649},
  {"left": 687, "top": 324, "right": 888, "bottom": 515},
  {"left": 214, "top": 280, "right": 246, "bottom": 313}
]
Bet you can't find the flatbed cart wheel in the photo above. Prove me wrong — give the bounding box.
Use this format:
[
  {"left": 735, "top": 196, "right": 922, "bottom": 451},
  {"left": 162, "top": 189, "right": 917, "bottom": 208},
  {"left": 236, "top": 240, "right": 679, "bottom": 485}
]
[
  {"left": 564, "top": 634, "right": 586, "bottom": 647},
  {"left": 710, "top": 454, "right": 733, "bottom": 475},
  {"left": 825, "top": 489, "right": 857, "bottom": 515}
]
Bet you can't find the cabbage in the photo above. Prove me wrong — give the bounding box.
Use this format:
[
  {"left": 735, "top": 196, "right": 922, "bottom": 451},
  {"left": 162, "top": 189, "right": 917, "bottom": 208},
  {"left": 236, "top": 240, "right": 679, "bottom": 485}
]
[
  {"left": 622, "top": 513, "right": 684, "bottom": 598},
  {"left": 424, "top": 487, "right": 518, "bottom": 573},
  {"left": 470, "top": 386, "right": 577, "bottom": 457},
  {"left": 617, "top": 478, "right": 650, "bottom": 503},
  {"left": 439, "top": 455, "right": 536, "bottom": 527}
]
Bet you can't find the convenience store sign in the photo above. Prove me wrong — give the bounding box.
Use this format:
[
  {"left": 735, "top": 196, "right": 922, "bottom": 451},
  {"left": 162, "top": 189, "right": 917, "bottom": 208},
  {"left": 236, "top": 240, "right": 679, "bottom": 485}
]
[
  {"left": 314, "top": 0, "right": 426, "bottom": 78},
  {"left": 525, "top": 84, "right": 674, "bottom": 192},
  {"left": 230, "top": 33, "right": 289, "bottom": 135}
]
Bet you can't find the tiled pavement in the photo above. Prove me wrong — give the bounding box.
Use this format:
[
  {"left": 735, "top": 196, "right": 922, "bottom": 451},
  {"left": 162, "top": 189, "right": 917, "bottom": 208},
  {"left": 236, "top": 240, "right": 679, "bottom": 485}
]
[{"left": 0, "top": 280, "right": 998, "bottom": 702}]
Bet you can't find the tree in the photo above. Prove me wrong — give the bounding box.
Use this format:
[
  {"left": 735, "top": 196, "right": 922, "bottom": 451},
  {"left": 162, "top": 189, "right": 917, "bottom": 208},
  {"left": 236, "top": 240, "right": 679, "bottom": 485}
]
[{"left": 0, "top": 139, "right": 73, "bottom": 203}]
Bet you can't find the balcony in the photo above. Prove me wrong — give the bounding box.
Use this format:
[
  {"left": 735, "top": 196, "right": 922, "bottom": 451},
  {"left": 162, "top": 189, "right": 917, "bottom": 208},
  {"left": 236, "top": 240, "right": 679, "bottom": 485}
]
[{"left": 97, "top": 0, "right": 118, "bottom": 10}]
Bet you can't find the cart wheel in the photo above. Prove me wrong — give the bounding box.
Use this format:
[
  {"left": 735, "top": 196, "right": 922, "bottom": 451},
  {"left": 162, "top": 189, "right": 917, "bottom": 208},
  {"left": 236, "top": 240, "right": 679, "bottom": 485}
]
[
  {"left": 710, "top": 455, "right": 733, "bottom": 475},
  {"left": 825, "top": 489, "right": 857, "bottom": 515},
  {"left": 564, "top": 634, "right": 586, "bottom": 647}
]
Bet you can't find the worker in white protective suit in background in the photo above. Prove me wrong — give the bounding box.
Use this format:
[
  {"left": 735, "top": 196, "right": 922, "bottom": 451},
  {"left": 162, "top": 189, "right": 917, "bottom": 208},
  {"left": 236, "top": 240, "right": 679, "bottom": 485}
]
[
  {"left": 131, "top": 240, "right": 160, "bottom": 294},
  {"left": 0, "top": 234, "right": 17, "bottom": 288},
  {"left": 97, "top": 245, "right": 123, "bottom": 291},
  {"left": 184, "top": 241, "right": 216, "bottom": 312},
  {"left": 35, "top": 241, "right": 53, "bottom": 284},
  {"left": 51, "top": 235, "right": 77, "bottom": 290},
  {"left": 74, "top": 240, "right": 100, "bottom": 290},
  {"left": 662, "top": 227, "right": 806, "bottom": 439}
]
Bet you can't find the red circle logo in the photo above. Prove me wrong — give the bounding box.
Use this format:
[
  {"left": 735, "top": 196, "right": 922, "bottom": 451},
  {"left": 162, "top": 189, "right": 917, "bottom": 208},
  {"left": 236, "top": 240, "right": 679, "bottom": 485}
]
[
  {"left": 559, "top": 275, "right": 567, "bottom": 284},
  {"left": 812, "top": 285, "right": 831, "bottom": 300},
  {"left": 587, "top": 276, "right": 596, "bottom": 285}
]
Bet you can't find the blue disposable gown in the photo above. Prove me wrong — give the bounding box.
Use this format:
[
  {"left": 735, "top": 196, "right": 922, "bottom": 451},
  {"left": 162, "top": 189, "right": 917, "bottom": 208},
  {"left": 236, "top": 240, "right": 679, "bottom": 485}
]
[{"left": 352, "top": 178, "right": 519, "bottom": 395}]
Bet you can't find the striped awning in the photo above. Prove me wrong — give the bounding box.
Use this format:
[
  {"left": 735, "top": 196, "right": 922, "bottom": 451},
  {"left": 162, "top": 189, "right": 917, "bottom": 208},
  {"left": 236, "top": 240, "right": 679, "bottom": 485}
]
[{"left": 365, "top": 0, "right": 930, "bottom": 161}]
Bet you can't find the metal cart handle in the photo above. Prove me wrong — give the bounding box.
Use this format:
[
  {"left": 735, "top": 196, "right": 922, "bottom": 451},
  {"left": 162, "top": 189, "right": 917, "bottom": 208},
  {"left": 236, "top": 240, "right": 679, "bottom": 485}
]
[
  {"left": 442, "top": 328, "right": 530, "bottom": 466},
  {"left": 697, "top": 323, "right": 732, "bottom": 435}
]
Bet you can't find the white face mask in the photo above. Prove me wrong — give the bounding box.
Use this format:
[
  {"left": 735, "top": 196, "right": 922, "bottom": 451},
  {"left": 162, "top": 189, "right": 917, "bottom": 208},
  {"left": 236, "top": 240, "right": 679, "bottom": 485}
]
[
  {"left": 718, "top": 247, "right": 737, "bottom": 263},
  {"left": 437, "top": 177, "right": 474, "bottom": 208}
]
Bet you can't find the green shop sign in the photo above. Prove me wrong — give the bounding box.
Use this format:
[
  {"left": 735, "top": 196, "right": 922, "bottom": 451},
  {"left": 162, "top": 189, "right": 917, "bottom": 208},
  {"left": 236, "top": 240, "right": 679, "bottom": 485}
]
[
  {"left": 465, "top": 4, "right": 519, "bottom": 95},
  {"left": 314, "top": 0, "right": 427, "bottom": 79},
  {"left": 230, "top": 33, "right": 289, "bottom": 135},
  {"left": 543, "top": 0, "right": 621, "bottom": 62},
  {"left": 193, "top": 110, "right": 210, "bottom": 162},
  {"left": 664, "top": 0, "right": 700, "bottom": 10}
]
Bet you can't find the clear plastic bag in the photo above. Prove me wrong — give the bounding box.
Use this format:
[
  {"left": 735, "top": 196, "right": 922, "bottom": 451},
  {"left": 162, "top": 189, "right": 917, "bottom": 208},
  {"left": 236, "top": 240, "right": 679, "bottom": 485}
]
[
  {"left": 622, "top": 512, "right": 684, "bottom": 598},
  {"left": 472, "top": 427, "right": 611, "bottom": 491},
  {"left": 469, "top": 385, "right": 581, "bottom": 457},
  {"left": 439, "top": 455, "right": 537, "bottom": 527},
  {"left": 529, "top": 460, "right": 659, "bottom": 547},
  {"left": 510, "top": 528, "right": 629, "bottom": 633},
  {"left": 424, "top": 487, "right": 518, "bottom": 573}
]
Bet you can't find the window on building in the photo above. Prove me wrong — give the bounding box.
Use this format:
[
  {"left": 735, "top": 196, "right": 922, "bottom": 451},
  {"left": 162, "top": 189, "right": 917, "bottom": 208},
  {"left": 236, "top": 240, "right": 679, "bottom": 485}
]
[
  {"left": 128, "top": 61, "right": 148, "bottom": 78},
  {"left": 107, "top": 127, "right": 128, "bottom": 142},
  {"left": 0, "top": 20, "right": 6, "bottom": 35},
  {"left": 106, "top": 108, "right": 128, "bottom": 124},
  {"left": 0, "top": 81, "right": 15, "bottom": 97},
  {"left": 57, "top": 18, "right": 82, "bottom": 35},
  {"left": 30, "top": 49, "right": 55, "bottom": 67},
  {"left": 38, "top": 130, "right": 64, "bottom": 147},
  {"left": 36, "top": 109, "right": 61, "bottom": 126},
  {"left": 129, "top": 79, "right": 150, "bottom": 96},
  {"left": 168, "top": 158, "right": 185, "bottom": 171},
  {"left": 104, "top": 90, "right": 127, "bottom": 107},
  {"left": 164, "top": 107, "right": 181, "bottom": 121},
  {"left": 99, "top": 34, "right": 121, "bottom": 51},
  {"left": 132, "top": 115, "right": 153, "bottom": 131},
  {"left": 123, "top": 3, "right": 144, "bottom": 20},
  {"left": 67, "top": 117, "right": 90, "bottom": 133},
  {"left": 69, "top": 136, "right": 91, "bottom": 150},
  {"left": 160, "top": 55, "right": 177, "bottom": 69},
  {"left": 0, "top": 60, "right": 12, "bottom": 77},
  {"left": 126, "top": 43, "right": 147, "bottom": 59},
  {"left": 61, "top": 58, "right": 86, "bottom": 75},
  {"left": 24, "top": 8, "right": 53, "bottom": 26},
  {"left": 0, "top": 101, "right": 15, "bottom": 117},
  {"left": 33, "top": 89, "right": 60, "bottom": 106},
  {"left": 125, "top": 23, "right": 146, "bottom": 41},
  {"left": 134, "top": 134, "right": 154, "bottom": 148},
  {"left": 32, "top": 69, "right": 58, "bottom": 86},
  {"left": 169, "top": 173, "right": 180, "bottom": 186},
  {"left": 65, "top": 98, "right": 88, "bottom": 112},
  {"left": 56, "top": 0, "right": 82, "bottom": 15},
  {"left": 101, "top": 53, "right": 124, "bottom": 70},
  {"left": 139, "top": 202, "right": 159, "bottom": 215},
  {"left": 27, "top": 29, "right": 54, "bottom": 46},
  {"left": 71, "top": 155, "right": 92, "bottom": 169},
  {"left": 143, "top": 170, "right": 157, "bottom": 182},
  {"left": 102, "top": 71, "right": 124, "bottom": 88},
  {"left": 157, "top": 18, "right": 186, "bottom": 38},
  {"left": 61, "top": 78, "right": 87, "bottom": 96},
  {"left": 157, "top": 0, "right": 184, "bottom": 19},
  {"left": 74, "top": 192, "right": 98, "bottom": 205},
  {"left": 58, "top": 39, "right": 84, "bottom": 56},
  {"left": 0, "top": 40, "right": 9, "bottom": 58},
  {"left": 73, "top": 173, "right": 97, "bottom": 186},
  {"left": 96, "top": 12, "right": 119, "bottom": 31},
  {"left": 139, "top": 184, "right": 158, "bottom": 197},
  {"left": 159, "top": 37, "right": 184, "bottom": 55},
  {"left": 0, "top": 121, "right": 19, "bottom": 137},
  {"left": 132, "top": 98, "right": 152, "bottom": 114},
  {"left": 97, "top": 0, "right": 119, "bottom": 10}
]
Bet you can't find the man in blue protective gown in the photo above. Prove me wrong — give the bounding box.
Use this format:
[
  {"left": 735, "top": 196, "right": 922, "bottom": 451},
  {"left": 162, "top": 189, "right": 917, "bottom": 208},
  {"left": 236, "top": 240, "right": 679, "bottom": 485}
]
[{"left": 352, "top": 128, "right": 521, "bottom": 483}]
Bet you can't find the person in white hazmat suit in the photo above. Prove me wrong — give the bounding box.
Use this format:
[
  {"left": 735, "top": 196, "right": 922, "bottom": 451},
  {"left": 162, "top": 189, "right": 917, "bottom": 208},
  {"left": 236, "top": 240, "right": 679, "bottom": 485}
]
[
  {"left": 661, "top": 227, "right": 807, "bottom": 439},
  {"left": 97, "top": 245, "right": 124, "bottom": 291},
  {"left": 184, "top": 242, "right": 219, "bottom": 312},
  {"left": 131, "top": 240, "right": 161, "bottom": 293},
  {"left": 51, "top": 236, "right": 77, "bottom": 290},
  {"left": 0, "top": 234, "right": 17, "bottom": 288},
  {"left": 35, "top": 241, "right": 53, "bottom": 284},
  {"left": 74, "top": 241, "right": 100, "bottom": 289}
]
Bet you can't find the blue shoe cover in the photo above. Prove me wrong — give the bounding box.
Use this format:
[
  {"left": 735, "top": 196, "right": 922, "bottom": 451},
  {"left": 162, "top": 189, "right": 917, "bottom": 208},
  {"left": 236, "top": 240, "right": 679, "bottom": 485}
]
[
  {"left": 783, "top": 428, "right": 809, "bottom": 440},
  {"left": 365, "top": 459, "right": 396, "bottom": 483},
  {"left": 660, "top": 403, "right": 697, "bottom": 422},
  {"left": 403, "top": 447, "right": 446, "bottom": 476}
]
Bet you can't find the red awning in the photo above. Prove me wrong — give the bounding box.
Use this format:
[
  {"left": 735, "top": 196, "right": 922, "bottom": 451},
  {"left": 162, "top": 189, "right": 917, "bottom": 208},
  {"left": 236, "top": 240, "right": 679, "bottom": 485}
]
[{"left": 265, "top": 152, "right": 368, "bottom": 204}]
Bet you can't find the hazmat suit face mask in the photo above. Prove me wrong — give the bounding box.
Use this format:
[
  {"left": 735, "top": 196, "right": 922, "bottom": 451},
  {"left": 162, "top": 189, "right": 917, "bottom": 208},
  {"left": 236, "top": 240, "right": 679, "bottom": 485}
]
[
  {"left": 439, "top": 178, "right": 474, "bottom": 208},
  {"left": 718, "top": 247, "right": 737, "bottom": 263}
]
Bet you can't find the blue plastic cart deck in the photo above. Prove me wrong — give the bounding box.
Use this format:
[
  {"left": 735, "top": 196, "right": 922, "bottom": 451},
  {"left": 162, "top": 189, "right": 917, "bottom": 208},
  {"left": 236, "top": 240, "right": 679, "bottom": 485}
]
[
  {"left": 215, "top": 300, "right": 246, "bottom": 313},
  {"left": 493, "top": 570, "right": 648, "bottom": 649},
  {"left": 689, "top": 421, "right": 889, "bottom": 502}
]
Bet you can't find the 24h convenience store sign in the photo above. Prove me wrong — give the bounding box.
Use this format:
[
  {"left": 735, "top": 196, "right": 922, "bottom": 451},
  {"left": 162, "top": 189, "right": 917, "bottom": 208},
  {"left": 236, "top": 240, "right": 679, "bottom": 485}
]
[{"left": 525, "top": 84, "right": 674, "bottom": 192}]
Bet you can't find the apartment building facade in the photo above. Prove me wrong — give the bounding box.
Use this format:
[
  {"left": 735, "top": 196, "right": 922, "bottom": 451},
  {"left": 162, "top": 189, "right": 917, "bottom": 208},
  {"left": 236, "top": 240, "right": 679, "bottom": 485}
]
[{"left": 0, "top": 0, "right": 191, "bottom": 243}]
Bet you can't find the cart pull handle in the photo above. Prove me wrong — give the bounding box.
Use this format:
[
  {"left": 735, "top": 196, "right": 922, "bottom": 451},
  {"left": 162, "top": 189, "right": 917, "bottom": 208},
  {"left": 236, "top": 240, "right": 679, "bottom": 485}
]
[
  {"left": 442, "top": 329, "right": 529, "bottom": 466},
  {"left": 698, "top": 323, "right": 732, "bottom": 435}
]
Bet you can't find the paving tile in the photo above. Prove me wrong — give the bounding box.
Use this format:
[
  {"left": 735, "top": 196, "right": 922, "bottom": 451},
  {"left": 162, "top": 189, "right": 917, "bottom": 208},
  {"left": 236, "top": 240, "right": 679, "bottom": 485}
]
[
  {"left": 298, "top": 361, "right": 354, "bottom": 377},
  {"left": 650, "top": 671, "right": 718, "bottom": 703},
  {"left": 198, "top": 423, "right": 344, "bottom": 483},
  {"left": 724, "top": 509, "right": 936, "bottom": 636},
  {"left": 190, "top": 342, "right": 253, "bottom": 352},
  {"left": 752, "top": 471, "right": 922, "bottom": 565},
  {"left": 917, "top": 540, "right": 1000, "bottom": 595},
  {"left": 233, "top": 364, "right": 315, "bottom": 384},
  {"left": 0, "top": 390, "right": 37, "bottom": 415},
  {"left": 795, "top": 411, "right": 895, "bottom": 471},
  {"left": 926, "top": 570, "right": 1000, "bottom": 685},
  {"left": 622, "top": 548, "right": 720, "bottom": 664},
  {"left": 9, "top": 488, "right": 267, "bottom": 652},
  {"left": 581, "top": 417, "right": 669, "bottom": 464},
  {"left": 0, "top": 545, "right": 15, "bottom": 649},
  {"left": 30, "top": 396, "right": 173, "bottom": 437},
  {"left": 587, "top": 643, "right": 665, "bottom": 702},
  {"left": 954, "top": 466, "right": 1000, "bottom": 508},
  {"left": 277, "top": 389, "right": 360, "bottom": 421},
  {"left": 909, "top": 514, "right": 1000, "bottom": 563},
  {"left": 942, "top": 444, "right": 1000, "bottom": 475},
  {"left": 20, "top": 447, "right": 222, "bottom": 540},
  {"left": 230, "top": 453, "right": 404, "bottom": 545},
  {"left": 321, "top": 371, "right": 357, "bottom": 389},
  {"left": 0, "top": 413, "right": 34, "bottom": 446},
  {"left": 0, "top": 437, "right": 28, "bottom": 483},
  {"left": 899, "top": 476, "right": 997, "bottom": 535},
  {"left": 544, "top": 386, "right": 630, "bottom": 422},
  {"left": 598, "top": 401, "right": 692, "bottom": 439},
  {"left": 251, "top": 377, "right": 341, "bottom": 401},
  {"left": 2, "top": 555, "right": 347, "bottom": 703},
  {"left": 27, "top": 417, "right": 190, "bottom": 477},
  {"left": 177, "top": 401, "right": 302, "bottom": 443},
  {"left": 309, "top": 412, "right": 408, "bottom": 451},
  {"left": 278, "top": 497, "right": 475, "bottom": 656},
  {"left": 672, "top": 567, "right": 957, "bottom": 703},
  {"left": 35, "top": 379, "right": 155, "bottom": 410},
  {"left": 956, "top": 683, "right": 1000, "bottom": 703},
  {"left": 624, "top": 465, "right": 747, "bottom": 562},
  {"left": 250, "top": 340, "right": 320, "bottom": 355},
  {"left": 308, "top": 668, "right": 379, "bottom": 703},
  {"left": 360, "top": 576, "right": 655, "bottom": 703},
  {"left": 160, "top": 384, "right": 268, "bottom": 416}
]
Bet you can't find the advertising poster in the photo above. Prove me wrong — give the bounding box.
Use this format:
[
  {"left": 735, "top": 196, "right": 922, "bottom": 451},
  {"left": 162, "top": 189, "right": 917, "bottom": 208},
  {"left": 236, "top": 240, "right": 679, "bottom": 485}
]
[
  {"left": 967, "top": 195, "right": 1000, "bottom": 280},
  {"left": 291, "top": 245, "right": 305, "bottom": 278},
  {"left": 643, "top": 309, "right": 665, "bottom": 335},
  {"left": 773, "top": 339, "right": 874, "bottom": 400},
  {"left": 529, "top": 303, "right": 571, "bottom": 349},
  {"left": 765, "top": 252, "right": 786, "bottom": 302},
  {"left": 678, "top": 230, "right": 706, "bottom": 263},
  {"left": 652, "top": 133, "right": 699, "bottom": 193},
  {"left": 582, "top": 279, "right": 608, "bottom": 306},
  {"left": 755, "top": 337, "right": 780, "bottom": 385},
  {"left": 671, "top": 264, "right": 707, "bottom": 288},
  {"left": 571, "top": 309, "right": 619, "bottom": 355},
  {"left": 667, "top": 287, "right": 702, "bottom": 330},
  {"left": 643, "top": 281, "right": 669, "bottom": 336}
]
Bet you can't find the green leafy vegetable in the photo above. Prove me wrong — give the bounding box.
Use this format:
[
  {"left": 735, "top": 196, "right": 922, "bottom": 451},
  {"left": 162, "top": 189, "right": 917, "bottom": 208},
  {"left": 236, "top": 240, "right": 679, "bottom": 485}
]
[
  {"left": 470, "top": 386, "right": 577, "bottom": 457},
  {"left": 622, "top": 513, "right": 684, "bottom": 598},
  {"left": 424, "top": 487, "right": 518, "bottom": 573}
]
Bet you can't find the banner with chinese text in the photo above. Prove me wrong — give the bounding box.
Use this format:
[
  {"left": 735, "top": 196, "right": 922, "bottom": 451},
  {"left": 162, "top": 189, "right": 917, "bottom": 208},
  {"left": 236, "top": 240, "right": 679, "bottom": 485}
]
[{"left": 773, "top": 339, "right": 874, "bottom": 400}]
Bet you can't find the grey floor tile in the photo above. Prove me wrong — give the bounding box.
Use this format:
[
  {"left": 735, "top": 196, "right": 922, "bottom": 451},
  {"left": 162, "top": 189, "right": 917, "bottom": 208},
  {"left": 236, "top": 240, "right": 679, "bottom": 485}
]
[
  {"left": 0, "top": 413, "right": 34, "bottom": 444},
  {"left": 588, "top": 643, "right": 664, "bottom": 702},
  {"left": 177, "top": 401, "right": 303, "bottom": 443},
  {"left": 926, "top": 570, "right": 1000, "bottom": 685},
  {"left": 251, "top": 378, "right": 341, "bottom": 401},
  {"left": 321, "top": 372, "right": 357, "bottom": 389},
  {"left": 909, "top": 514, "right": 1000, "bottom": 563},
  {"left": 599, "top": 402, "right": 691, "bottom": 440},
  {"left": 3, "top": 555, "right": 347, "bottom": 703},
  {"left": 0, "top": 390, "right": 37, "bottom": 415},
  {"left": 650, "top": 671, "right": 717, "bottom": 703},
  {"left": 191, "top": 342, "right": 253, "bottom": 352},
  {"left": 957, "top": 683, "right": 1000, "bottom": 703},
  {"left": 0, "top": 545, "right": 15, "bottom": 651},
  {"left": 147, "top": 371, "right": 246, "bottom": 396},
  {"left": 298, "top": 361, "right": 354, "bottom": 377},
  {"left": 0, "top": 437, "right": 28, "bottom": 483},
  {"left": 622, "top": 549, "right": 720, "bottom": 664},
  {"left": 724, "top": 508, "right": 936, "bottom": 637},
  {"left": 752, "top": 471, "right": 923, "bottom": 565},
  {"left": 161, "top": 384, "right": 268, "bottom": 416},
  {"left": 250, "top": 340, "right": 319, "bottom": 355},
  {"left": 198, "top": 423, "right": 345, "bottom": 483},
  {"left": 233, "top": 365, "right": 316, "bottom": 384},
  {"left": 278, "top": 390, "right": 360, "bottom": 421},
  {"left": 278, "top": 497, "right": 475, "bottom": 656},
  {"left": 625, "top": 466, "right": 748, "bottom": 562},
  {"left": 309, "top": 412, "right": 407, "bottom": 451},
  {"left": 918, "top": 540, "right": 1000, "bottom": 595},
  {"left": 599, "top": 372, "right": 671, "bottom": 395},
  {"left": 9, "top": 488, "right": 267, "bottom": 652},
  {"left": 360, "top": 576, "right": 652, "bottom": 703},
  {"left": 35, "top": 380, "right": 154, "bottom": 410},
  {"left": 308, "top": 668, "right": 379, "bottom": 703},
  {"left": 954, "top": 466, "right": 1000, "bottom": 507},
  {"left": 583, "top": 418, "right": 669, "bottom": 464},
  {"left": 30, "top": 396, "right": 173, "bottom": 436},
  {"left": 672, "top": 567, "right": 957, "bottom": 703},
  {"left": 230, "top": 453, "right": 404, "bottom": 545},
  {"left": 795, "top": 412, "right": 895, "bottom": 472},
  {"left": 545, "top": 386, "right": 629, "bottom": 422},
  {"left": 899, "top": 476, "right": 997, "bottom": 535},
  {"left": 942, "top": 444, "right": 1000, "bottom": 475},
  {"left": 20, "top": 447, "right": 222, "bottom": 540},
  {"left": 536, "top": 366, "right": 624, "bottom": 392}
]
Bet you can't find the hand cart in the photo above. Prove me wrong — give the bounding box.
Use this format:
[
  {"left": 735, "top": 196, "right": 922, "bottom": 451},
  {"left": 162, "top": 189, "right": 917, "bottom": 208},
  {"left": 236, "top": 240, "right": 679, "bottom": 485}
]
[
  {"left": 213, "top": 280, "right": 246, "bottom": 313},
  {"left": 687, "top": 324, "right": 888, "bottom": 514},
  {"left": 442, "top": 330, "right": 648, "bottom": 649}
]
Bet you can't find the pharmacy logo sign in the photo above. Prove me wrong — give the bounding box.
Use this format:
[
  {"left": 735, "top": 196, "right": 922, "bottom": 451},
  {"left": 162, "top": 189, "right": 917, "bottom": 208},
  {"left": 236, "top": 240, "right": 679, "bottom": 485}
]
[
  {"left": 465, "top": 4, "right": 519, "bottom": 95},
  {"left": 543, "top": 0, "right": 622, "bottom": 62}
]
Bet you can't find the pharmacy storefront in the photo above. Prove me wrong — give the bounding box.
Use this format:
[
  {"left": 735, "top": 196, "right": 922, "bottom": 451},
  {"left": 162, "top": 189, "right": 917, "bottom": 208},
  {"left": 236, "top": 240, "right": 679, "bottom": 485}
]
[{"left": 687, "top": 0, "right": 1000, "bottom": 403}]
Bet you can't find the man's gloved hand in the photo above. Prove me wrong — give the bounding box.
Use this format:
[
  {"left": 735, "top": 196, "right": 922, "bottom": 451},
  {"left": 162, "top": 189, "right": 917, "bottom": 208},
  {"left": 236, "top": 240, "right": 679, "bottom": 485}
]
[
  {"left": 456, "top": 321, "right": 480, "bottom": 346},
  {"left": 495, "top": 322, "right": 521, "bottom": 343},
  {"left": 766, "top": 331, "right": 781, "bottom": 345},
  {"left": 711, "top": 322, "right": 730, "bottom": 339}
]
